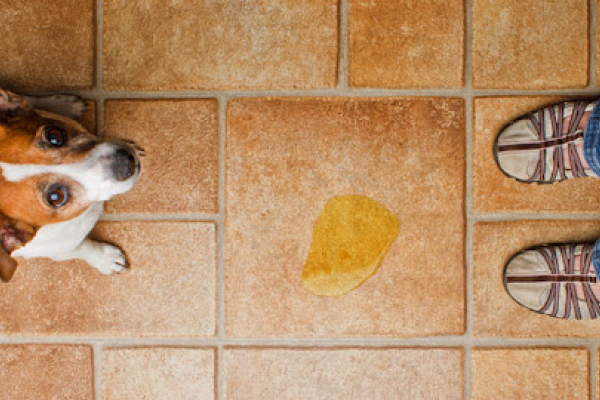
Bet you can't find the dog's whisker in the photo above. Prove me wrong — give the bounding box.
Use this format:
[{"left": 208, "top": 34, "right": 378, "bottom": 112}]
[
  {"left": 122, "top": 139, "right": 144, "bottom": 148},
  {"left": 118, "top": 139, "right": 146, "bottom": 156}
]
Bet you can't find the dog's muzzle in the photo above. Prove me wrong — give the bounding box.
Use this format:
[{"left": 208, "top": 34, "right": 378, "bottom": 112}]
[{"left": 80, "top": 141, "right": 142, "bottom": 201}]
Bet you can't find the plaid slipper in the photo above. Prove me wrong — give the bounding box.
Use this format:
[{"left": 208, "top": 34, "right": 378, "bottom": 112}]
[
  {"left": 495, "top": 100, "right": 598, "bottom": 183},
  {"left": 504, "top": 243, "right": 600, "bottom": 319}
]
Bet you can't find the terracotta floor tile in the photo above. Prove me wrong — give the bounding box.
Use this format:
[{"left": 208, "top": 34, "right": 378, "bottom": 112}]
[
  {"left": 226, "top": 98, "right": 465, "bottom": 337},
  {"left": 474, "top": 97, "right": 600, "bottom": 213},
  {"left": 1, "top": 222, "right": 216, "bottom": 337},
  {"left": 224, "top": 348, "right": 463, "bottom": 400},
  {"left": 473, "top": 0, "right": 588, "bottom": 89},
  {"left": 349, "top": 0, "right": 464, "bottom": 88},
  {"left": 473, "top": 221, "right": 600, "bottom": 337},
  {"left": 472, "top": 348, "right": 589, "bottom": 400},
  {"left": 102, "top": 347, "right": 215, "bottom": 400},
  {"left": 104, "top": 100, "right": 219, "bottom": 214},
  {"left": 103, "top": 0, "right": 338, "bottom": 90},
  {"left": 0, "top": 0, "right": 95, "bottom": 90},
  {"left": 0, "top": 344, "right": 93, "bottom": 400}
]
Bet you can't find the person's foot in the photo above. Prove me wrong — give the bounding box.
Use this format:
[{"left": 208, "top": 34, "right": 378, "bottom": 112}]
[
  {"left": 495, "top": 100, "right": 598, "bottom": 183},
  {"left": 504, "top": 243, "right": 600, "bottom": 319}
]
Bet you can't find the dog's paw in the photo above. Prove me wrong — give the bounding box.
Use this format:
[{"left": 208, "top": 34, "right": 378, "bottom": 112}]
[
  {"left": 45, "top": 95, "right": 87, "bottom": 119},
  {"left": 89, "top": 243, "right": 128, "bottom": 275},
  {"left": 0, "top": 90, "right": 26, "bottom": 112}
]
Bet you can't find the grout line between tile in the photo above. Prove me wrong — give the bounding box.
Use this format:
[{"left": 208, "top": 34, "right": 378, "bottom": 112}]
[
  {"left": 338, "top": 0, "right": 349, "bottom": 88},
  {"left": 472, "top": 214, "right": 600, "bottom": 222},
  {"left": 464, "top": 1, "right": 474, "bottom": 396},
  {"left": 99, "top": 213, "right": 600, "bottom": 223},
  {"left": 216, "top": 345, "right": 223, "bottom": 400},
  {"left": 217, "top": 96, "right": 227, "bottom": 339},
  {"left": 93, "top": 342, "right": 102, "bottom": 400},
  {"left": 216, "top": 95, "right": 227, "bottom": 400},
  {"left": 99, "top": 213, "right": 220, "bottom": 222},
  {"left": 46, "top": 87, "right": 600, "bottom": 100},
  {"left": 4, "top": 336, "right": 600, "bottom": 347},
  {"left": 464, "top": 95, "right": 473, "bottom": 400}
]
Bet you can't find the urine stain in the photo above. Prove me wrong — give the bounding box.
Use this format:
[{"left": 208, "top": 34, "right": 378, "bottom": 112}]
[{"left": 301, "top": 195, "right": 400, "bottom": 297}]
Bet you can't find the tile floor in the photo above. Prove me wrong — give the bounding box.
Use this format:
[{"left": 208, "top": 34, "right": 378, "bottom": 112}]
[{"left": 0, "top": 0, "right": 599, "bottom": 399}]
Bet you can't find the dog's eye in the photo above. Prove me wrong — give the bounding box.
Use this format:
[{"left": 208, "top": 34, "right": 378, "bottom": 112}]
[
  {"left": 46, "top": 185, "right": 69, "bottom": 208},
  {"left": 42, "top": 126, "right": 67, "bottom": 147}
]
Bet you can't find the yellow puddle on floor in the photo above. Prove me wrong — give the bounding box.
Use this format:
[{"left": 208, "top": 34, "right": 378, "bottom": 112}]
[{"left": 301, "top": 195, "right": 400, "bottom": 297}]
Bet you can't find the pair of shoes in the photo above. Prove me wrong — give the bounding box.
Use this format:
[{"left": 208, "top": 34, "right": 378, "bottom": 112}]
[{"left": 495, "top": 100, "right": 600, "bottom": 319}]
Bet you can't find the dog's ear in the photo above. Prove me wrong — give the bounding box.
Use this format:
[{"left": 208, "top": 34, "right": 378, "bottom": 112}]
[
  {"left": 0, "top": 89, "right": 32, "bottom": 123},
  {"left": 0, "top": 214, "right": 36, "bottom": 282}
]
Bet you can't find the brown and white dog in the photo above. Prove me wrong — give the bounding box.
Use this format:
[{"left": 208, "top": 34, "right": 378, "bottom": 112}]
[{"left": 0, "top": 89, "right": 142, "bottom": 282}]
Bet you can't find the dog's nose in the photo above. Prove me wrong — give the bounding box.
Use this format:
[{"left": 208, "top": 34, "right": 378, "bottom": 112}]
[{"left": 112, "top": 148, "right": 137, "bottom": 181}]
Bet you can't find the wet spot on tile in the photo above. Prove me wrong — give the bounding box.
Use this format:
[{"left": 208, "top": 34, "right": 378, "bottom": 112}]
[{"left": 301, "top": 195, "right": 400, "bottom": 297}]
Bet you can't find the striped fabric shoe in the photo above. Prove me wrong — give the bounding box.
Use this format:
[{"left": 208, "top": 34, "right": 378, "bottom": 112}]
[
  {"left": 504, "top": 243, "right": 600, "bottom": 319},
  {"left": 495, "top": 100, "right": 599, "bottom": 183}
]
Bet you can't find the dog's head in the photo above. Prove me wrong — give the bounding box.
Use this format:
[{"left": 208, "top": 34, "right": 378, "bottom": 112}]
[{"left": 0, "top": 95, "right": 141, "bottom": 281}]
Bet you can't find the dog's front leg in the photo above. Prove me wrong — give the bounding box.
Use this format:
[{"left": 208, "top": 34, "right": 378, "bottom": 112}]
[
  {"left": 11, "top": 203, "right": 127, "bottom": 275},
  {"left": 14, "top": 236, "right": 129, "bottom": 275},
  {"left": 21, "top": 94, "right": 86, "bottom": 120},
  {"left": 58, "top": 239, "right": 128, "bottom": 275},
  {"left": 0, "top": 89, "right": 84, "bottom": 119}
]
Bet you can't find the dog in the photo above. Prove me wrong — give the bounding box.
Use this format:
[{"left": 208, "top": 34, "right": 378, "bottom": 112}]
[{"left": 0, "top": 89, "right": 142, "bottom": 282}]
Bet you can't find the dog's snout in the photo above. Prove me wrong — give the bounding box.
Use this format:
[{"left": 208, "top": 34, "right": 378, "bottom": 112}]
[{"left": 112, "top": 148, "right": 137, "bottom": 182}]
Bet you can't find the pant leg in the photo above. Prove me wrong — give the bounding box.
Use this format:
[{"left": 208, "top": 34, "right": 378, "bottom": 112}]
[{"left": 583, "top": 100, "right": 600, "bottom": 176}]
